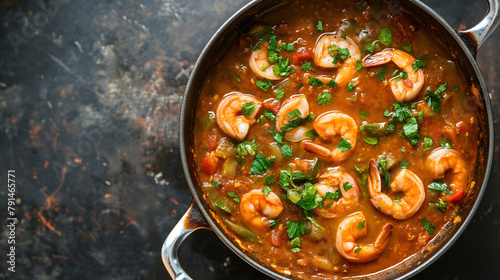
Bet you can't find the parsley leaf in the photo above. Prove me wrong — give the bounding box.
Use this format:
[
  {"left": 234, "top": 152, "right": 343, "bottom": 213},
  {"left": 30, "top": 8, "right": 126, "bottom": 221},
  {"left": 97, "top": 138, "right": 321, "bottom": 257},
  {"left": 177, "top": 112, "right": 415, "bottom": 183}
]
[
  {"left": 412, "top": 60, "right": 427, "bottom": 72},
  {"left": 425, "top": 83, "right": 447, "bottom": 114},
  {"left": 287, "top": 221, "right": 309, "bottom": 252},
  {"left": 336, "top": 138, "right": 352, "bottom": 153},
  {"left": 287, "top": 109, "right": 302, "bottom": 118},
  {"left": 250, "top": 153, "right": 272, "bottom": 174},
  {"left": 379, "top": 28, "right": 392, "bottom": 46},
  {"left": 280, "top": 43, "right": 294, "bottom": 51},
  {"left": 343, "top": 181, "right": 353, "bottom": 191},
  {"left": 395, "top": 70, "right": 408, "bottom": 82},
  {"left": 428, "top": 181, "right": 454, "bottom": 194},
  {"left": 256, "top": 79, "right": 273, "bottom": 91},
  {"left": 354, "top": 247, "right": 362, "bottom": 253},
  {"left": 265, "top": 176, "right": 275, "bottom": 185},
  {"left": 378, "top": 157, "right": 390, "bottom": 188},
  {"left": 309, "top": 75, "right": 324, "bottom": 87},
  {"left": 365, "top": 41, "right": 376, "bottom": 53},
  {"left": 304, "top": 129, "right": 317, "bottom": 139},
  {"left": 347, "top": 82, "right": 355, "bottom": 92},
  {"left": 242, "top": 102, "right": 257, "bottom": 116},
  {"left": 376, "top": 67, "right": 387, "bottom": 81},
  {"left": 403, "top": 117, "right": 420, "bottom": 146},
  {"left": 324, "top": 190, "right": 340, "bottom": 200},
  {"left": 263, "top": 185, "right": 272, "bottom": 196},
  {"left": 400, "top": 160, "right": 409, "bottom": 169},
  {"left": 304, "top": 113, "right": 316, "bottom": 123},
  {"left": 267, "top": 130, "right": 293, "bottom": 157},
  {"left": 275, "top": 88, "right": 285, "bottom": 100},
  {"left": 355, "top": 220, "right": 366, "bottom": 231},
  {"left": 328, "top": 44, "right": 351, "bottom": 64},
  {"left": 317, "top": 21, "right": 323, "bottom": 32},
  {"left": 404, "top": 43, "right": 412, "bottom": 52},
  {"left": 211, "top": 181, "right": 221, "bottom": 188},
  {"left": 360, "top": 111, "right": 370, "bottom": 119},
  {"left": 301, "top": 62, "right": 314, "bottom": 71},
  {"left": 439, "top": 138, "right": 452, "bottom": 149},
  {"left": 423, "top": 137, "right": 434, "bottom": 152},
  {"left": 280, "top": 117, "right": 303, "bottom": 132},
  {"left": 263, "top": 109, "right": 276, "bottom": 121},
  {"left": 430, "top": 198, "right": 447, "bottom": 212},
  {"left": 327, "top": 79, "right": 337, "bottom": 87},
  {"left": 356, "top": 59, "right": 363, "bottom": 70},
  {"left": 317, "top": 92, "right": 333, "bottom": 105},
  {"left": 422, "top": 217, "right": 435, "bottom": 234}
]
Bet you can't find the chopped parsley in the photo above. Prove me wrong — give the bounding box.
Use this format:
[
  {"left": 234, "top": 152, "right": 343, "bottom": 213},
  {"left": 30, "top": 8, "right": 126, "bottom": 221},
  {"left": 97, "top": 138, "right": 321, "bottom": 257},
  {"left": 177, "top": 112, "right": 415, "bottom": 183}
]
[
  {"left": 404, "top": 43, "right": 412, "bottom": 52},
  {"left": 400, "top": 160, "right": 409, "bottom": 169},
  {"left": 317, "top": 91, "right": 333, "bottom": 105},
  {"left": 343, "top": 181, "right": 353, "bottom": 191},
  {"left": 256, "top": 78, "right": 274, "bottom": 91},
  {"left": 287, "top": 109, "right": 302, "bottom": 118},
  {"left": 227, "top": 192, "right": 240, "bottom": 203},
  {"left": 395, "top": 70, "right": 408, "bottom": 82},
  {"left": 304, "top": 129, "right": 317, "bottom": 139},
  {"left": 423, "top": 136, "right": 434, "bottom": 151},
  {"left": 354, "top": 165, "right": 363, "bottom": 174},
  {"left": 354, "top": 247, "right": 362, "bottom": 253},
  {"left": 304, "top": 113, "right": 316, "bottom": 123},
  {"left": 363, "top": 136, "right": 378, "bottom": 145},
  {"left": 257, "top": 115, "right": 264, "bottom": 124},
  {"left": 428, "top": 181, "right": 454, "bottom": 194},
  {"left": 412, "top": 59, "right": 427, "bottom": 72},
  {"left": 355, "top": 220, "right": 366, "bottom": 231},
  {"left": 242, "top": 102, "right": 257, "bottom": 116},
  {"left": 347, "top": 82, "right": 355, "bottom": 92},
  {"left": 301, "top": 61, "right": 314, "bottom": 71},
  {"left": 269, "top": 218, "right": 280, "bottom": 227},
  {"left": 250, "top": 153, "right": 272, "bottom": 174},
  {"left": 287, "top": 221, "right": 310, "bottom": 253},
  {"left": 259, "top": 63, "right": 269, "bottom": 71},
  {"left": 378, "top": 157, "right": 391, "bottom": 188},
  {"left": 376, "top": 67, "right": 387, "bottom": 81},
  {"left": 422, "top": 217, "right": 435, "bottom": 234},
  {"left": 327, "top": 79, "right": 337, "bottom": 87},
  {"left": 341, "top": 34, "right": 347, "bottom": 39},
  {"left": 379, "top": 28, "right": 392, "bottom": 46},
  {"left": 263, "top": 185, "right": 272, "bottom": 196},
  {"left": 425, "top": 83, "right": 447, "bottom": 114},
  {"left": 336, "top": 138, "right": 352, "bottom": 153},
  {"left": 360, "top": 111, "right": 370, "bottom": 119},
  {"left": 275, "top": 88, "right": 285, "bottom": 100},
  {"left": 403, "top": 117, "right": 420, "bottom": 146},
  {"left": 280, "top": 117, "right": 303, "bottom": 132},
  {"left": 263, "top": 108, "right": 276, "bottom": 121},
  {"left": 211, "top": 181, "right": 221, "bottom": 188},
  {"left": 265, "top": 176, "right": 275, "bottom": 185},
  {"left": 439, "top": 138, "right": 452, "bottom": 149},
  {"left": 309, "top": 75, "right": 324, "bottom": 87},
  {"left": 430, "top": 198, "right": 447, "bottom": 212},
  {"left": 328, "top": 44, "right": 351, "bottom": 64},
  {"left": 356, "top": 59, "right": 363, "bottom": 70},
  {"left": 365, "top": 41, "right": 376, "bottom": 53},
  {"left": 280, "top": 43, "right": 294, "bottom": 51},
  {"left": 324, "top": 190, "right": 340, "bottom": 200},
  {"left": 317, "top": 21, "right": 323, "bottom": 32},
  {"left": 267, "top": 130, "right": 293, "bottom": 157}
]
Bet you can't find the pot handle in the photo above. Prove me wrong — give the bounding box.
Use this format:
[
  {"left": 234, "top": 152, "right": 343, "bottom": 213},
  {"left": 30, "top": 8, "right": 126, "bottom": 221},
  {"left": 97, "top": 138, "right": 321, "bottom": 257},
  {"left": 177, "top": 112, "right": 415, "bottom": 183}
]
[
  {"left": 458, "top": 0, "right": 500, "bottom": 56},
  {"left": 162, "top": 202, "right": 210, "bottom": 280}
]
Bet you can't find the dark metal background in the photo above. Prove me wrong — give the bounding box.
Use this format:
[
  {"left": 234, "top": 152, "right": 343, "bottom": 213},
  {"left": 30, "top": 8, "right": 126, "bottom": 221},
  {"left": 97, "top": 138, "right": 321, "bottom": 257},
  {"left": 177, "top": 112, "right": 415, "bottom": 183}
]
[{"left": 0, "top": 0, "right": 498, "bottom": 279}]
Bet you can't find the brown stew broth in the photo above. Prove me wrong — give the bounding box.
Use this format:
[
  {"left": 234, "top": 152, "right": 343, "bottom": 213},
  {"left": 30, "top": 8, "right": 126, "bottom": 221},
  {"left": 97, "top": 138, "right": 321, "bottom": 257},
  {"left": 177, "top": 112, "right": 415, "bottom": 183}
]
[{"left": 191, "top": 0, "right": 479, "bottom": 278}]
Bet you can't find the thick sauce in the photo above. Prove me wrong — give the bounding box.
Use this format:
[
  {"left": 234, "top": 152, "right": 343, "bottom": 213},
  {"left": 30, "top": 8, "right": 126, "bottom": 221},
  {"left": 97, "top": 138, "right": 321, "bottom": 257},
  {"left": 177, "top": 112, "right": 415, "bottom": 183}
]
[{"left": 191, "top": 0, "right": 479, "bottom": 278}]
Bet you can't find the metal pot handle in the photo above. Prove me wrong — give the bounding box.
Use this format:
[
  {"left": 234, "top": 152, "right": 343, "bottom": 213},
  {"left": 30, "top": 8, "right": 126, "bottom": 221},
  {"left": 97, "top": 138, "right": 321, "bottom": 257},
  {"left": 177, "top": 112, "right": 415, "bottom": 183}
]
[
  {"left": 162, "top": 202, "right": 210, "bottom": 280},
  {"left": 458, "top": 0, "right": 500, "bottom": 56}
]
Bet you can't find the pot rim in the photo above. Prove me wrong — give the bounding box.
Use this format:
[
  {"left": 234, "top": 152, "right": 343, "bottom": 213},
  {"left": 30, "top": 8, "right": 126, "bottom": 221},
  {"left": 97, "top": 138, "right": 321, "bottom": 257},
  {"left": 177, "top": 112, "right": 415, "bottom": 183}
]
[{"left": 178, "top": 0, "right": 494, "bottom": 279}]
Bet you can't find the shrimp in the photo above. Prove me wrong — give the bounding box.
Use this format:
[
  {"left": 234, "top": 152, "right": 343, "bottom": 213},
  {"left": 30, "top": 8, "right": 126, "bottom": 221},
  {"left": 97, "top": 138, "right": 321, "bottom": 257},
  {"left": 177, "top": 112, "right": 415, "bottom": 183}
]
[
  {"left": 276, "top": 94, "right": 311, "bottom": 142},
  {"left": 240, "top": 189, "right": 283, "bottom": 231},
  {"left": 313, "top": 33, "right": 361, "bottom": 86},
  {"left": 216, "top": 92, "right": 262, "bottom": 141},
  {"left": 314, "top": 169, "right": 360, "bottom": 219},
  {"left": 425, "top": 148, "right": 466, "bottom": 202},
  {"left": 302, "top": 112, "right": 358, "bottom": 163},
  {"left": 363, "top": 49, "right": 424, "bottom": 102},
  {"left": 367, "top": 159, "right": 425, "bottom": 219},
  {"left": 336, "top": 212, "right": 393, "bottom": 263},
  {"left": 249, "top": 41, "right": 282, "bottom": 80}
]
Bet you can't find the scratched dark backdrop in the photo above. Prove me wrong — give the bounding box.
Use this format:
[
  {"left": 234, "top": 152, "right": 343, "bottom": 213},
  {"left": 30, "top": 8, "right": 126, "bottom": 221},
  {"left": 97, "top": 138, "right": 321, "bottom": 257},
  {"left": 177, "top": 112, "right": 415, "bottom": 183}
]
[{"left": 0, "top": 0, "right": 498, "bottom": 279}]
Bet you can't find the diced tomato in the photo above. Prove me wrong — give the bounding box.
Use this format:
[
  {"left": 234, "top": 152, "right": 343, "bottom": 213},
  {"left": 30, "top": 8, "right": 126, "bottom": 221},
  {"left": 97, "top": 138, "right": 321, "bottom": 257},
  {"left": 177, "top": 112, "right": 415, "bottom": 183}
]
[
  {"left": 263, "top": 98, "right": 281, "bottom": 114},
  {"left": 201, "top": 155, "right": 217, "bottom": 175},
  {"left": 292, "top": 47, "right": 313, "bottom": 65},
  {"left": 270, "top": 229, "right": 283, "bottom": 247},
  {"left": 447, "top": 189, "right": 464, "bottom": 203},
  {"left": 418, "top": 231, "right": 430, "bottom": 247},
  {"left": 204, "top": 131, "right": 219, "bottom": 151}
]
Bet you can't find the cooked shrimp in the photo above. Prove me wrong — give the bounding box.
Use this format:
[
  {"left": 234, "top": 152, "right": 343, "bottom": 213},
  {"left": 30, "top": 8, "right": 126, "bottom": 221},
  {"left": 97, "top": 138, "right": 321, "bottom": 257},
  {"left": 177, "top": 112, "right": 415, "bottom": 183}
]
[
  {"left": 363, "top": 49, "right": 424, "bottom": 102},
  {"left": 336, "top": 212, "right": 393, "bottom": 263},
  {"left": 367, "top": 159, "right": 425, "bottom": 219},
  {"left": 276, "top": 94, "right": 311, "bottom": 142},
  {"left": 240, "top": 189, "right": 283, "bottom": 230},
  {"left": 216, "top": 92, "right": 262, "bottom": 141},
  {"left": 302, "top": 112, "right": 358, "bottom": 163},
  {"left": 313, "top": 33, "right": 361, "bottom": 86},
  {"left": 425, "top": 148, "right": 466, "bottom": 202},
  {"left": 314, "top": 169, "right": 360, "bottom": 218},
  {"left": 249, "top": 41, "right": 281, "bottom": 80}
]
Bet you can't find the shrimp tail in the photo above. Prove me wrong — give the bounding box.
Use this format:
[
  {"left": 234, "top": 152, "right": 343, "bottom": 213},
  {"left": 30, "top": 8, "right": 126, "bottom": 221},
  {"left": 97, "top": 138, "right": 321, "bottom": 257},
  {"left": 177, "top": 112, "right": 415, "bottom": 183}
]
[
  {"left": 362, "top": 50, "right": 392, "bottom": 67},
  {"left": 374, "top": 223, "right": 393, "bottom": 250}
]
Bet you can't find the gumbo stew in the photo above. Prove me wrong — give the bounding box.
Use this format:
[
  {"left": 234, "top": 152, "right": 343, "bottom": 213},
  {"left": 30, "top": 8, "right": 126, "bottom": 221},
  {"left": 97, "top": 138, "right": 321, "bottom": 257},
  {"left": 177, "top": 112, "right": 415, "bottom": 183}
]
[{"left": 191, "top": 0, "right": 480, "bottom": 278}]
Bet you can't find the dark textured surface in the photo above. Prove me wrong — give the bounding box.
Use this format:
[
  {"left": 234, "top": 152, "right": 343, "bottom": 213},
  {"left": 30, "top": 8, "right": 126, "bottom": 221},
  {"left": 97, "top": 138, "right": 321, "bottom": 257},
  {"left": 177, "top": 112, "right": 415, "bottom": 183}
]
[{"left": 0, "top": 0, "right": 498, "bottom": 279}]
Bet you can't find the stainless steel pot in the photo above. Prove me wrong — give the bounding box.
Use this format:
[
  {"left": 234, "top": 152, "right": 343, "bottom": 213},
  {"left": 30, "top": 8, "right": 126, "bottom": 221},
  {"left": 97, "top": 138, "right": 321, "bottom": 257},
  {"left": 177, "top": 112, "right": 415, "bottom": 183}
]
[{"left": 162, "top": 0, "right": 499, "bottom": 279}]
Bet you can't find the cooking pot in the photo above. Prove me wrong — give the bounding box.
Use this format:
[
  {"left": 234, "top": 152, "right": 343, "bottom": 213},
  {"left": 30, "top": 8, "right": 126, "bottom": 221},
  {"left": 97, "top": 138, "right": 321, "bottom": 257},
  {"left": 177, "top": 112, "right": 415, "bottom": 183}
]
[{"left": 162, "top": 0, "right": 499, "bottom": 279}]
